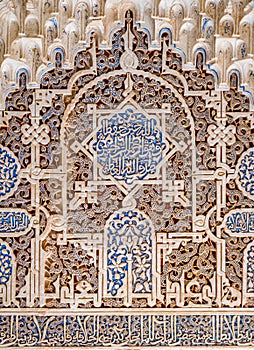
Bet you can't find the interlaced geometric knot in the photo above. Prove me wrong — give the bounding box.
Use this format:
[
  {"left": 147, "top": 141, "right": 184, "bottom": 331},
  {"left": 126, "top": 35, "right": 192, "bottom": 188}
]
[
  {"left": 94, "top": 108, "right": 166, "bottom": 184},
  {"left": 237, "top": 149, "right": 254, "bottom": 196},
  {"left": 107, "top": 210, "right": 152, "bottom": 296},
  {"left": 0, "top": 147, "right": 19, "bottom": 197},
  {"left": 0, "top": 243, "right": 12, "bottom": 284}
]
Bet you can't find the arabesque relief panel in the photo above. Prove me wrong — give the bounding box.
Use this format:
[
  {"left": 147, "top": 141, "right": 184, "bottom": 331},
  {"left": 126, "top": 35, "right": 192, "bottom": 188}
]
[{"left": 0, "top": 0, "right": 253, "bottom": 347}]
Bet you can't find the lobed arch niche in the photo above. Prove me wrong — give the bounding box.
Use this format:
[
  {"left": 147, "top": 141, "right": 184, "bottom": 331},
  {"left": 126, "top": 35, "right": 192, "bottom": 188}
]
[
  {"left": 37, "top": 9, "right": 226, "bottom": 308},
  {"left": 60, "top": 64, "right": 196, "bottom": 305}
]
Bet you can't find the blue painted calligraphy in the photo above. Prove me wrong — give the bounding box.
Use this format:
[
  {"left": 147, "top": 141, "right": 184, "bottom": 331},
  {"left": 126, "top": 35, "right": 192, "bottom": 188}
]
[
  {"left": 0, "top": 146, "right": 20, "bottom": 198},
  {"left": 247, "top": 245, "right": 254, "bottom": 293},
  {"left": 107, "top": 210, "right": 153, "bottom": 296},
  {"left": 237, "top": 149, "right": 254, "bottom": 196},
  {"left": 94, "top": 108, "right": 166, "bottom": 184},
  {"left": 0, "top": 243, "right": 12, "bottom": 284},
  {"left": 0, "top": 211, "right": 30, "bottom": 233},
  {"left": 1, "top": 314, "right": 254, "bottom": 346},
  {"left": 226, "top": 212, "right": 254, "bottom": 234}
]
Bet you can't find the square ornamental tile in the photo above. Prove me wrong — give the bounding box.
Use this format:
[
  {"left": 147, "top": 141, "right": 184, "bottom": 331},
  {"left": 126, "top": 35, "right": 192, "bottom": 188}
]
[{"left": 0, "top": 0, "right": 254, "bottom": 348}]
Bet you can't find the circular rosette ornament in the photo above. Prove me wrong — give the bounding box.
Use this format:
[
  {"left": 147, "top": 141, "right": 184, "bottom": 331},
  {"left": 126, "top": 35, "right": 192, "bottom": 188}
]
[
  {"left": 0, "top": 243, "right": 12, "bottom": 284},
  {"left": 0, "top": 146, "right": 20, "bottom": 201},
  {"left": 236, "top": 148, "right": 254, "bottom": 200}
]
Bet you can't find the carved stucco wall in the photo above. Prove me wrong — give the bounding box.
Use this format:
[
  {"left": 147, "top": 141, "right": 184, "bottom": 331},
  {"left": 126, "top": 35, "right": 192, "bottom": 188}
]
[{"left": 0, "top": 0, "right": 254, "bottom": 348}]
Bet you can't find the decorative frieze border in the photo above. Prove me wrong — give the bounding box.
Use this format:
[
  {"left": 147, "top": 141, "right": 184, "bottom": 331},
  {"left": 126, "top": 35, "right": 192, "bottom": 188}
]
[{"left": 0, "top": 310, "right": 254, "bottom": 347}]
